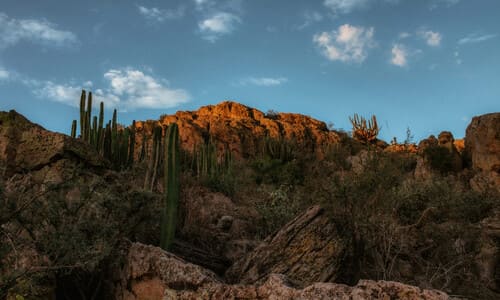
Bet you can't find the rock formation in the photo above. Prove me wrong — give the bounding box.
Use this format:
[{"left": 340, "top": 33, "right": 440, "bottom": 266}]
[
  {"left": 114, "top": 242, "right": 449, "bottom": 300},
  {"left": 134, "top": 101, "right": 341, "bottom": 159},
  {"left": 465, "top": 113, "right": 500, "bottom": 192},
  {"left": 225, "top": 205, "right": 361, "bottom": 286}
]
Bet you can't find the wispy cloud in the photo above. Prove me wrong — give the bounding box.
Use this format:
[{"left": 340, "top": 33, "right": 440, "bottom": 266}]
[
  {"left": 0, "top": 12, "right": 77, "bottom": 49},
  {"left": 194, "top": 0, "right": 215, "bottom": 11},
  {"left": 323, "top": 0, "right": 371, "bottom": 14},
  {"left": 33, "top": 68, "right": 190, "bottom": 110},
  {"left": 297, "top": 11, "right": 323, "bottom": 30},
  {"left": 137, "top": 5, "right": 185, "bottom": 22},
  {"left": 313, "top": 24, "right": 376, "bottom": 63},
  {"left": 391, "top": 44, "right": 407, "bottom": 67},
  {"left": 458, "top": 33, "right": 497, "bottom": 45},
  {"left": 418, "top": 30, "right": 442, "bottom": 46},
  {"left": 430, "top": 0, "right": 460, "bottom": 10},
  {"left": 239, "top": 77, "right": 288, "bottom": 87},
  {"left": 199, "top": 12, "right": 241, "bottom": 42},
  {"left": 0, "top": 67, "right": 9, "bottom": 80},
  {"left": 398, "top": 32, "right": 411, "bottom": 39}
]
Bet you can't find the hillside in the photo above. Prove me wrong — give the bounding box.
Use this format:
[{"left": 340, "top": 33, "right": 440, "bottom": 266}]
[{"left": 0, "top": 104, "right": 499, "bottom": 300}]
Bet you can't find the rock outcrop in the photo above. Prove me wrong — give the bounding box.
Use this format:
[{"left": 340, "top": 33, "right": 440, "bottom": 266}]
[
  {"left": 115, "top": 242, "right": 449, "bottom": 300},
  {"left": 0, "top": 110, "right": 105, "bottom": 179},
  {"left": 135, "top": 101, "right": 341, "bottom": 159},
  {"left": 476, "top": 210, "right": 500, "bottom": 292},
  {"left": 0, "top": 111, "right": 161, "bottom": 298},
  {"left": 225, "top": 205, "right": 361, "bottom": 286},
  {"left": 414, "top": 132, "right": 463, "bottom": 178},
  {"left": 465, "top": 113, "right": 500, "bottom": 192}
]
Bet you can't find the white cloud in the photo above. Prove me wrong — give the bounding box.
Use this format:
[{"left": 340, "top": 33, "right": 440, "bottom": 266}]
[
  {"left": 34, "top": 82, "right": 83, "bottom": 106},
  {"left": 418, "top": 30, "right": 442, "bottom": 46},
  {"left": 239, "top": 77, "right": 288, "bottom": 87},
  {"left": 458, "top": 33, "right": 497, "bottom": 45},
  {"left": 0, "top": 68, "right": 9, "bottom": 80},
  {"left": 103, "top": 69, "right": 190, "bottom": 109},
  {"left": 298, "top": 11, "right": 323, "bottom": 30},
  {"left": 33, "top": 68, "right": 190, "bottom": 110},
  {"left": 323, "top": 0, "right": 371, "bottom": 14},
  {"left": 199, "top": 12, "right": 241, "bottom": 41},
  {"left": 0, "top": 12, "right": 77, "bottom": 49},
  {"left": 398, "top": 32, "right": 411, "bottom": 39},
  {"left": 137, "top": 5, "right": 185, "bottom": 22},
  {"left": 313, "top": 24, "right": 375, "bottom": 63},
  {"left": 391, "top": 44, "right": 407, "bottom": 67}
]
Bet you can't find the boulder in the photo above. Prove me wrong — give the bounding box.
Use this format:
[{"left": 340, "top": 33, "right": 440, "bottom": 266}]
[
  {"left": 0, "top": 110, "right": 105, "bottom": 179},
  {"left": 225, "top": 205, "right": 361, "bottom": 286},
  {"left": 465, "top": 113, "right": 500, "bottom": 192},
  {"left": 114, "top": 242, "right": 450, "bottom": 300}
]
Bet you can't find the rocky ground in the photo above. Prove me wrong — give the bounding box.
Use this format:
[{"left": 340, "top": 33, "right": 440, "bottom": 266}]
[{"left": 0, "top": 103, "right": 499, "bottom": 299}]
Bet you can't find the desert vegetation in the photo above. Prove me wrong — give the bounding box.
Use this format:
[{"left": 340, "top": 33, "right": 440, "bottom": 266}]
[{"left": 0, "top": 94, "right": 499, "bottom": 299}]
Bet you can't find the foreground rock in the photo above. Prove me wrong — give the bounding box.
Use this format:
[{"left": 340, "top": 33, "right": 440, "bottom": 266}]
[
  {"left": 465, "top": 112, "right": 500, "bottom": 192},
  {"left": 225, "top": 205, "right": 361, "bottom": 286},
  {"left": 115, "top": 242, "right": 449, "bottom": 300},
  {"left": 0, "top": 111, "right": 161, "bottom": 298}
]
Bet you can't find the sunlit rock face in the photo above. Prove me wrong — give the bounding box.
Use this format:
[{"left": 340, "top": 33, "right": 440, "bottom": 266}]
[{"left": 134, "top": 101, "right": 341, "bottom": 160}]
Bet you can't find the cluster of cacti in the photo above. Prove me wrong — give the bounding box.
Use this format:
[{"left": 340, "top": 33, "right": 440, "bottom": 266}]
[
  {"left": 263, "top": 136, "right": 295, "bottom": 162},
  {"left": 143, "top": 125, "right": 163, "bottom": 191},
  {"left": 190, "top": 138, "right": 232, "bottom": 179},
  {"left": 349, "top": 113, "right": 379, "bottom": 144},
  {"left": 70, "top": 90, "right": 135, "bottom": 170},
  {"left": 160, "top": 123, "right": 180, "bottom": 250}
]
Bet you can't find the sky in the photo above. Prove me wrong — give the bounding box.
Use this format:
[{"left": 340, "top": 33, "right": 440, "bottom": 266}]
[{"left": 0, "top": 0, "right": 499, "bottom": 142}]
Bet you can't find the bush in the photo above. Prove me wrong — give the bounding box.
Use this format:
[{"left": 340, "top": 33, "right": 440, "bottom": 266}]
[
  {"left": 423, "top": 145, "right": 455, "bottom": 175},
  {"left": 255, "top": 185, "right": 301, "bottom": 239}
]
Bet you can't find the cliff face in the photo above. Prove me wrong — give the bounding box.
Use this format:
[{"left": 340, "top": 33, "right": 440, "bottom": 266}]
[{"left": 135, "top": 101, "right": 341, "bottom": 159}]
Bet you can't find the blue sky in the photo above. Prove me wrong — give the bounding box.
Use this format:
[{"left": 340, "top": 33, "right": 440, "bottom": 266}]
[{"left": 0, "top": 0, "right": 499, "bottom": 141}]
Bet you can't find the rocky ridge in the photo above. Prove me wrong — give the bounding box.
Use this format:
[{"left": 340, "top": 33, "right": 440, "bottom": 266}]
[{"left": 134, "top": 101, "right": 342, "bottom": 159}]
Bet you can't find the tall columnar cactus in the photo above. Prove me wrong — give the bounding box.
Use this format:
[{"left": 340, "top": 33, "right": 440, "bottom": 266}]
[
  {"left": 97, "top": 101, "right": 104, "bottom": 153},
  {"left": 79, "top": 90, "right": 86, "bottom": 138},
  {"left": 160, "top": 123, "right": 180, "bottom": 251},
  {"left": 85, "top": 92, "right": 93, "bottom": 143},
  {"left": 349, "top": 113, "right": 379, "bottom": 144},
  {"left": 139, "top": 130, "right": 147, "bottom": 162},
  {"left": 128, "top": 121, "right": 136, "bottom": 167},
  {"left": 144, "top": 125, "right": 163, "bottom": 191},
  {"left": 71, "top": 89, "right": 139, "bottom": 171},
  {"left": 71, "top": 120, "right": 77, "bottom": 138}
]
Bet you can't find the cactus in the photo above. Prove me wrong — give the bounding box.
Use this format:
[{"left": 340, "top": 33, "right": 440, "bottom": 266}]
[
  {"left": 160, "top": 123, "right": 180, "bottom": 250},
  {"left": 79, "top": 90, "right": 86, "bottom": 137},
  {"left": 85, "top": 92, "right": 92, "bottom": 143},
  {"left": 349, "top": 113, "right": 379, "bottom": 144},
  {"left": 70, "top": 89, "right": 142, "bottom": 171},
  {"left": 97, "top": 102, "right": 104, "bottom": 153},
  {"left": 144, "top": 125, "right": 163, "bottom": 191},
  {"left": 71, "top": 120, "right": 77, "bottom": 138},
  {"left": 139, "top": 130, "right": 147, "bottom": 162},
  {"left": 128, "top": 121, "right": 136, "bottom": 167}
]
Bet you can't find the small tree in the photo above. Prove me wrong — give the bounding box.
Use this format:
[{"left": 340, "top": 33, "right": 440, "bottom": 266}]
[{"left": 349, "top": 114, "right": 379, "bottom": 144}]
